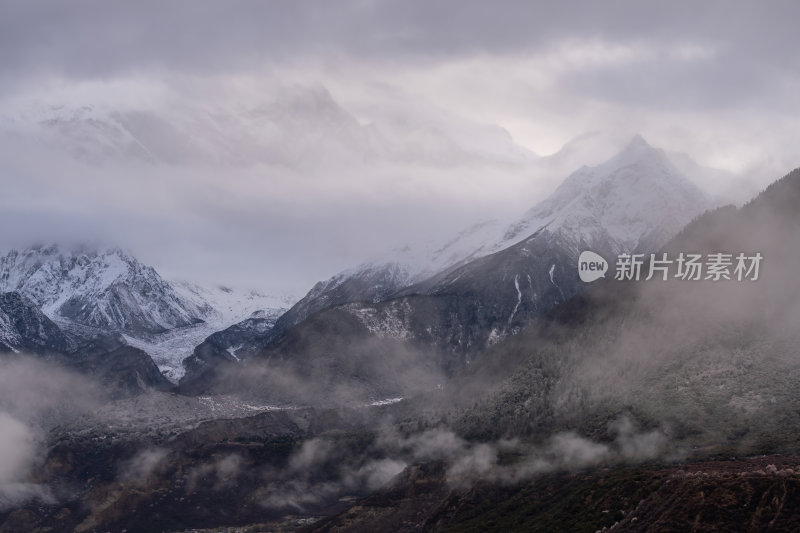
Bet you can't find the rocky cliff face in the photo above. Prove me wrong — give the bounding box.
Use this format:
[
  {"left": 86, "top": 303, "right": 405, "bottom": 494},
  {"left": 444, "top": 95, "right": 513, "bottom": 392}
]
[{"left": 0, "top": 291, "right": 73, "bottom": 354}]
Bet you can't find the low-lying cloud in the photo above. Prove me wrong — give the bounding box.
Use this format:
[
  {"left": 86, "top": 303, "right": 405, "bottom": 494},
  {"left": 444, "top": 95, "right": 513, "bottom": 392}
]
[
  {"left": 253, "top": 413, "right": 672, "bottom": 512},
  {"left": 378, "top": 415, "right": 671, "bottom": 488},
  {"left": 0, "top": 412, "right": 53, "bottom": 511},
  {"left": 0, "top": 356, "right": 105, "bottom": 510},
  {"left": 118, "top": 448, "right": 169, "bottom": 487}
]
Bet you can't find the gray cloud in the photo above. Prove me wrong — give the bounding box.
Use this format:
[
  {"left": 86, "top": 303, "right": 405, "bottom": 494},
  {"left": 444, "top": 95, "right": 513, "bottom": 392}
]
[
  {"left": 0, "top": 1, "right": 798, "bottom": 294},
  {"left": 2, "top": 0, "right": 799, "bottom": 127},
  {"left": 2, "top": 1, "right": 798, "bottom": 78},
  {"left": 118, "top": 448, "right": 169, "bottom": 487}
]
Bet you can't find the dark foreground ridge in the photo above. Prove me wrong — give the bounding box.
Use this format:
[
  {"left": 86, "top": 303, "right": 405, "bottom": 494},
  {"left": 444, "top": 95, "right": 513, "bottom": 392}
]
[{"left": 309, "top": 456, "right": 800, "bottom": 533}]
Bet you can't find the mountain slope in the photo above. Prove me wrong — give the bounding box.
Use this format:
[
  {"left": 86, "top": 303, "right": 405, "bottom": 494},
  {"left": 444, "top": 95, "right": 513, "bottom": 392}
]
[
  {"left": 0, "top": 291, "right": 171, "bottom": 396},
  {"left": 450, "top": 167, "right": 800, "bottom": 443},
  {"left": 183, "top": 135, "right": 710, "bottom": 370},
  {"left": 66, "top": 334, "right": 174, "bottom": 396},
  {"left": 291, "top": 170, "right": 800, "bottom": 533},
  {"left": 0, "top": 291, "right": 73, "bottom": 354}
]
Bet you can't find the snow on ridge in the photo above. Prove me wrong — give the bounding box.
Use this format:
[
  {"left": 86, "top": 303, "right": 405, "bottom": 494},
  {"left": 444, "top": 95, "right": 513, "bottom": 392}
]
[
  {"left": 127, "top": 283, "right": 297, "bottom": 382},
  {"left": 325, "top": 135, "right": 712, "bottom": 297}
]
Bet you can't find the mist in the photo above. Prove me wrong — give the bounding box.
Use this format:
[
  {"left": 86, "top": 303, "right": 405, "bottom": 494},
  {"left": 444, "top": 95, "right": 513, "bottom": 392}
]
[
  {"left": 0, "top": 357, "right": 105, "bottom": 510},
  {"left": 446, "top": 173, "right": 800, "bottom": 459}
]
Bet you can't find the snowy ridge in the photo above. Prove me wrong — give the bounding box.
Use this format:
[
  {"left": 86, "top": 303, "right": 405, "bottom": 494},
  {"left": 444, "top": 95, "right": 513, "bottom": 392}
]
[
  {"left": 431, "top": 135, "right": 708, "bottom": 264},
  {"left": 0, "top": 244, "right": 211, "bottom": 334},
  {"left": 294, "top": 219, "right": 507, "bottom": 318},
  {"left": 304, "top": 135, "right": 712, "bottom": 311},
  {"left": 171, "top": 281, "right": 295, "bottom": 326},
  {"left": 378, "top": 219, "right": 507, "bottom": 282}
]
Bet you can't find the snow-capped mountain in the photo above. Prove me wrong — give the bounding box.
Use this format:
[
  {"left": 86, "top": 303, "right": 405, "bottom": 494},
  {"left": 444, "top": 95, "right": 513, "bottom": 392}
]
[
  {"left": 179, "top": 135, "right": 715, "bottom": 396},
  {"left": 0, "top": 245, "right": 297, "bottom": 381},
  {"left": 495, "top": 134, "right": 710, "bottom": 255},
  {"left": 324, "top": 133, "right": 713, "bottom": 366},
  {"left": 0, "top": 290, "right": 173, "bottom": 396},
  {"left": 271, "top": 135, "right": 710, "bottom": 337},
  {"left": 0, "top": 245, "right": 212, "bottom": 335},
  {"left": 180, "top": 221, "right": 510, "bottom": 378}
]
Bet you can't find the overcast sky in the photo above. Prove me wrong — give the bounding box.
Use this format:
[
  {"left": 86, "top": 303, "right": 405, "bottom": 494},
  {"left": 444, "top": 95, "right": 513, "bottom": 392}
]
[{"left": 1, "top": 1, "right": 799, "bottom": 294}]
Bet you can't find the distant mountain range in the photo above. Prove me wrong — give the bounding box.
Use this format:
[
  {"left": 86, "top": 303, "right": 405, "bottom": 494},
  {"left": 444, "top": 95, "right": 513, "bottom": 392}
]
[
  {"left": 0, "top": 245, "right": 295, "bottom": 382},
  {"left": 0, "top": 135, "right": 718, "bottom": 402}
]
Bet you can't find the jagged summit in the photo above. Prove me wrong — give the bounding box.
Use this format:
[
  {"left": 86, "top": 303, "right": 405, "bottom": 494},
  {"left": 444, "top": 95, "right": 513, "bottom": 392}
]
[
  {"left": 498, "top": 134, "right": 709, "bottom": 253},
  {"left": 0, "top": 244, "right": 212, "bottom": 335}
]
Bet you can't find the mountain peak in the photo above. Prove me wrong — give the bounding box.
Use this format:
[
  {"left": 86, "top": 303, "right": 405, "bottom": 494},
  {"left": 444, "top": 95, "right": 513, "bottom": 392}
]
[
  {"left": 499, "top": 137, "right": 711, "bottom": 251},
  {"left": 0, "top": 244, "right": 210, "bottom": 335},
  {"left": 626, "top": 133, "right": 650, "bottom": 149},
  {"left": 608, "top": 134, "right": 664, "bottom": 166}
]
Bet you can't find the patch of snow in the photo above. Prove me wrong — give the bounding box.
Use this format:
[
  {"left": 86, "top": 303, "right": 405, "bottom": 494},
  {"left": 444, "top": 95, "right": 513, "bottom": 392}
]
[
  {"left": 226, "top": 344, "right": 243, "bottom": 361},
  {"left": 170, "top": 280, "right": 296, "bottom": 325},
  {"left": 508, "top": 274, "right": 522, "bottom": 325},
  {"left": 347, "top": 300, "right": 414, "bottom": 341},
  {"left": 487, "top": 328, "right": 502, "bottom": 347},
  {"left": 368, "top": 397, "right": 404, "bottom": 407},
  {"left": 122, "top": 322, "right": 222, "bottom": 382}
]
